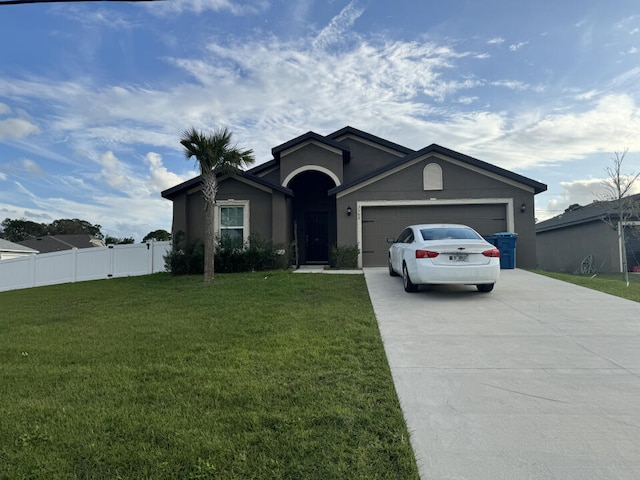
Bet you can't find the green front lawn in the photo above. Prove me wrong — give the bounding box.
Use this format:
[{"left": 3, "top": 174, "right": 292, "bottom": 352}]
[{"left": 0, "top": 272, "right": 419, "bottom": 479}]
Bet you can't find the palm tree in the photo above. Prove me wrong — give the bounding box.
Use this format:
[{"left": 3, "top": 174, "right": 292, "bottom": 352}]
[{"left": 180, "top": 127, "right": 255, "bottom": 284}]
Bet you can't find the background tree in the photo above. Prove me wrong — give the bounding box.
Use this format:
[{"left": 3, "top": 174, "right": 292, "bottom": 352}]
[
  {"left": 180, "top": 126, "right": 255, "bottom": 284},
  {"left": 0, "top": 218, "right": 47, "bottom": 242},
  {"left": 0, "top": 217, "right": 104, "bottom": 242},
  {"left": 105, "top": 236, "right": 135, "bottom": 245},
  {"left": 49, "top": 218, "right": 103, "bottom": 238},
  {"left": 601, "top": 149, "right": 640, "bottom": 286},
  {"left": 142, "top": 229, "right": 171, "bottom": 242}
]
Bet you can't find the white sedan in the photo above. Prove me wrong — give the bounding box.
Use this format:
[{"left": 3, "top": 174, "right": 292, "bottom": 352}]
[{"left": 387, "top": 224, "right": 500, "bottom": 293}]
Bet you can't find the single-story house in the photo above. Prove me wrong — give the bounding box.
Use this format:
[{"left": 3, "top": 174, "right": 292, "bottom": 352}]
[
  {"left": 19, "top": 235, "right": 106, "bottom": 254},
  {"left": 161, "top": 126, "right": 547, "bottom": 268},
  {"left": 536, "top": 195, "right": 640, "bottom": 274},
  {"left": 0, "top": 238, "right": 38, "bottom": 260}
]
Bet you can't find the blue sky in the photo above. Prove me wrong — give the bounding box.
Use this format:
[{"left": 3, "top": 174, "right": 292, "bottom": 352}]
[{"left": 1, "top": 0, "right": 639, "bottom": 240}]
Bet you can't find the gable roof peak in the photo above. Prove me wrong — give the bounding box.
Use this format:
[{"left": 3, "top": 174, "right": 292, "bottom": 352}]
[
  {"left": 327, "top": 126, "right": 415, "bottom": 155},
  {"left": 271, "top": 130, "right": 350, "bottom": 162}
]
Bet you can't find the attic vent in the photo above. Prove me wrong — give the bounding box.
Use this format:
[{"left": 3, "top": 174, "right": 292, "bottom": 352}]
[{"left": 423, "top": 163, "right": 443, "bottom": 191}]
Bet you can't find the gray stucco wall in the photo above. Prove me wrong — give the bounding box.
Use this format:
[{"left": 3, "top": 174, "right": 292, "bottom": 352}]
[
  {"left": 335, "top": 136, "right": 406, "bottom": 182},
  {"left": 174, "top": 178, "right": 276, "bottom": 247},
  {"left": 217, "top": 178, "right": 274, "bottom": 240},
  {"left": 279, "top": 143, "right": 344, "bottom": 187},
  {"left": 536, "top": 221, "right": 620, "bottom": 273}
]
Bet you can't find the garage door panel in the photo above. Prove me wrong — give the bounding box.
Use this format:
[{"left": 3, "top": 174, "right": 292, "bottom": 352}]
[{"left": 362, "top": 204, "right": 507, "bottom": 267}]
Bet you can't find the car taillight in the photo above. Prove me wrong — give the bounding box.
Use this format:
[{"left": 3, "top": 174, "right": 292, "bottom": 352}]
[
  {"left": 416, "top": 250, "right": 439, "bottom": 258},
  {"left": 482, "top": 249, "right": 500, "bottom": 257}
]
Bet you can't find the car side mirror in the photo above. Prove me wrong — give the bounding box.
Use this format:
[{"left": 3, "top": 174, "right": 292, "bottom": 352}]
[{"left": 386, "top": 237, "right": 396, "bottom": 244}]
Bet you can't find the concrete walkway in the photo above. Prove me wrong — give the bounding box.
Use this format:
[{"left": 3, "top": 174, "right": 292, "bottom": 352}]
[{"left": 364, "top": 268, "right": 640, "bottom": 480}]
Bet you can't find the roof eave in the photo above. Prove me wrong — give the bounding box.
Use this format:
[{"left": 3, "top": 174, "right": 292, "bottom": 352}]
[
  {"left": 271, "top": 131, "right": 350, "bottom": 163},
  {"left": 330, "top": 143, "right": 547, "bottom": 196}
]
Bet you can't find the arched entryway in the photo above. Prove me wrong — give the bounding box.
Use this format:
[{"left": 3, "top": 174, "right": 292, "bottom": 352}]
[{"left": 287, "top": 171, "right": 337, "bottom": 265}]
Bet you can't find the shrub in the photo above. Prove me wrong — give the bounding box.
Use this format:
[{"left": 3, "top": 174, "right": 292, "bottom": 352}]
[
  {"left": 166, "top": 232, "right": 287, "bottom": 275},
  {"left": 164, "top": 231, "right": 204, "bottom": 275},
  {"left": 330, "top": 245, "right": 360, "bottom": 269},
  {"left": 214, "top": 233, "right": 286, "bottom": 273}
]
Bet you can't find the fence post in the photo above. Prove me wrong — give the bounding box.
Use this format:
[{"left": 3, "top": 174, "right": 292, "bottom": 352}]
[
  {"left": 72, "top": 248, "right": 78, "bottom": 283},
  {"left": 147, "top": 241, "right": 153, "bottom": 274},
  {"left": 29, "top": 254, "right": 36, "bottom": 288},
  {"left": 108, "top": 245, "right": 114, "bottom": 278}
]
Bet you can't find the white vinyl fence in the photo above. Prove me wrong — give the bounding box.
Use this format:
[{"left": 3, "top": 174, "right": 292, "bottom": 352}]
[{"left": 0, "top": 241, "right": 171, "bottom": 293}]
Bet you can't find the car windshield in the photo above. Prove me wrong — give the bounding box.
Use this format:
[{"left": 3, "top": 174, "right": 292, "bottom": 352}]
[{"left": 420, "top": 227, "right": 482, "bottom": 241}]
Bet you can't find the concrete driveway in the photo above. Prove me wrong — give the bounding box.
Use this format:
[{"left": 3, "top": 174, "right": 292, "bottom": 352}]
[{"left": 364, "top": 268, "right": 640, "bottom": 480}]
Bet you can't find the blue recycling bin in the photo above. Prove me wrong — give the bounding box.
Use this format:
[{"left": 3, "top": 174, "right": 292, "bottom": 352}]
[{"left": 493, "top": 232, "right": 518, "bottom": 269}]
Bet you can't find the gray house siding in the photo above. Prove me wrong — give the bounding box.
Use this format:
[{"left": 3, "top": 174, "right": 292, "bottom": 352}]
[
  {"left": 279, "top": 143, "right": 344, "bottom": 187},
  {"left": 534, "top": 196, "right": 640, "bottom": 274},
  {"left": 335, "top": 137, "right": 407, "bottom": 181},
  {"left": 186, "top": 190, "right": 205, "bottom": 244},
  {"left": 536, "top": 221, "right": 619, "bottom": 273}
]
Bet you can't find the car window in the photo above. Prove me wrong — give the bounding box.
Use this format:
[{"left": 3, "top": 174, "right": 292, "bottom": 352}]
[
  {"left": 420, "top": 227, "right": 481, "bottom": 241},
  {"left": 396, "top": 228, "right": 413, "bottom": 243}
]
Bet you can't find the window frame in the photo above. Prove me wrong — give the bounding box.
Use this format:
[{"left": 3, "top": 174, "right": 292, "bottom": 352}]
[
  {"left": 214, "top": 200, "right": 250, "bottom": 247},
  {"left": 423, "top": 162, "right": 443, "bottom": 191}
]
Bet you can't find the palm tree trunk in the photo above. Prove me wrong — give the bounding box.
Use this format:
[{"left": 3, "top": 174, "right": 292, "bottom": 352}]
[{"left": 202, "top": 172, "right": 218, "bottom": 284}]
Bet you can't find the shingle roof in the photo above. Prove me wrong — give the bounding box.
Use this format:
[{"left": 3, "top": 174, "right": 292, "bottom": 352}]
[
  {"left": 0, "top": 238, "right": 38, "bottom": 253},
  {"left": 329, "top": 143, "right": 547, "bottom": 195},
  {"left": 271, "top": 131, "right": 350, "bottom": 162},
  {"left": 536, "top": 194, "right": 640, "bottom": 233},
  {"left": 327, "top": 125, "right": 415, "bottom": 156},
  {"left": 162, "top": 126, "right": 547, "bottom": 200},
  {"left": 161, "top": 170, "right": 294, "bottom": 200},
  {"left": 18, "top": 235, "right": 104, "bottom": 253}
]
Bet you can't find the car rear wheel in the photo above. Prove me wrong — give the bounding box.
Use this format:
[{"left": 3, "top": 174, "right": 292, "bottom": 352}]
[
  {"left": 389, "top": 257, "right": 399, "bottom": 276},
  {"left": 402, "top": 263, "right": 418, "bottom": 292},
  {"left": 477, "top": 283, "right": 494, "bottom": 293}
]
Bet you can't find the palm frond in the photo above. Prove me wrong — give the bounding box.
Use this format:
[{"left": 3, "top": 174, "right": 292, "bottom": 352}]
[{"left": 180, "top": 126, "right": 255, "bottom": 177}]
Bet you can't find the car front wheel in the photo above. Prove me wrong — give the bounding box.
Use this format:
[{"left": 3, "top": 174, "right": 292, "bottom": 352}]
[{"left": 402, "top": 263, "right": 418, "bottom": 292}]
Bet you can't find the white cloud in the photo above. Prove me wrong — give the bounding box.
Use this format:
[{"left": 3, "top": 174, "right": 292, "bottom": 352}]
[
  {"left": 491, "top": 80, "right": 532, "bottom": 91},
  {"left": 145, "top": 152, "right": 192, "bottom": 192},
  {"left": 99, "top": 151, "right": 136, "bottom": 192},
  {"left": 468, "top": 94, "right": 640, "bottom": 170},
  {"left": 152, "top": 0, "right": 268, "bottom": 15},
  {"left": 0, "top": 118, "right": 40, "bottom": 141},
  {"left": 312, "top": 1, "right": 365, "bottom": 50},
  {"left": 487, "top": 37, "right": 504, "bottom": 45},
  {"left": 53, "top": 4, "right": 136, "bottom": 29},
  {"left": 0, "top": 103, "right": 10, "bottom": 115},
  {"left": 3, "top": 29, "right": 639, "bottom": 176},
  {"left": 22, "top": 159, "right": 43, "bottom": 176},
  {"left": 509, "top": 41, "right": 529, "bottom": 52},
  {"left": 457, "top": 96, "right": 478, "bottom": 105}
]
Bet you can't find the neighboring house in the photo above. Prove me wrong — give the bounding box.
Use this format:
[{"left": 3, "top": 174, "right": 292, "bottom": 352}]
[
  {"left": 536, "top": 195, "right": 640, "bottom": 274},
  {"left": 162, "top": 126, "right": 547, "bottom": 268},
  {"left": 18, "top": 235, "right": 106, "bottom": 254},
  {"left": 0, "top": 238, "right": 39, "bottom": 260}
]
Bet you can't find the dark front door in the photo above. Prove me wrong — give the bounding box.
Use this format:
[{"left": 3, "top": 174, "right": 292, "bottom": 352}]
[{"left": 305, "top": 212, "right": 329, "bottom": 263}]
